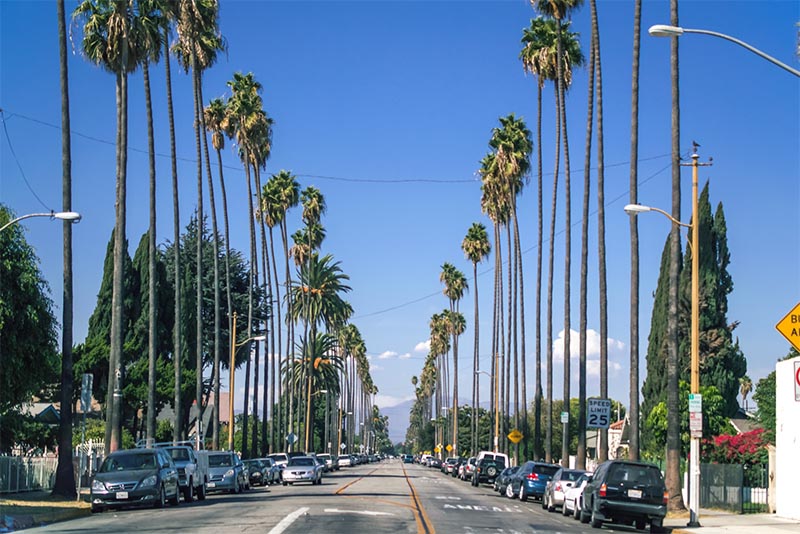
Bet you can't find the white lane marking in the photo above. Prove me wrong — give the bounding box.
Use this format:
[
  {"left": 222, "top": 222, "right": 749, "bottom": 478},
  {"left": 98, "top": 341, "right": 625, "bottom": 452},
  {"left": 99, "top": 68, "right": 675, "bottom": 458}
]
[
  {"left": 323, "top": 508, "right": 396, "bottom": 516},
  {"left": 434, "top": 495, "right": 462, "bottom": 500},
  {"left": 442, "top": 503, "right": 522, "bottom": 513},
  {"left": 268, "top": 506, "right": 310, "bottom": 534}
]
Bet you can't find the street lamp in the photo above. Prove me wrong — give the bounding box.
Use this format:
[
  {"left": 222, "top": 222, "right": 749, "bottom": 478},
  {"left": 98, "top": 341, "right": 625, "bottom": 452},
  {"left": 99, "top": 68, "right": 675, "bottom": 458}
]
[
  {"left": 0, "top": 210, "right": 82, "bottom": 233},
  {"left": 625, "top": 144, "right": 709, "bottom": 527},
  {"left": 648, "top": 24, "right": 800, "bottom": 77},
  {"left": 227, "top": 310, "right": 266, "bottom": 452}
]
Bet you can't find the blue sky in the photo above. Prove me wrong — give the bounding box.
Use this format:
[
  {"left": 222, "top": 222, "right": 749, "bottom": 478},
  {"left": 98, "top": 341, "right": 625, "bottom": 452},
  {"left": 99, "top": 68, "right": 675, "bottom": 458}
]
[{"left": 2, "top": 1, "right": 798, "bottom": 423}]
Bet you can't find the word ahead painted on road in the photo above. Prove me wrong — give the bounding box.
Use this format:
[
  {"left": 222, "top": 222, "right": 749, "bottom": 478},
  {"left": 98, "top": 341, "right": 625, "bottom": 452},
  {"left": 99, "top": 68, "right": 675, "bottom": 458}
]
[
  {"left": 442, "top": 504, "right": 523, "bottom": 513},
  {"left": 587, "top": 398, "right": 612, "bottom": 429}
]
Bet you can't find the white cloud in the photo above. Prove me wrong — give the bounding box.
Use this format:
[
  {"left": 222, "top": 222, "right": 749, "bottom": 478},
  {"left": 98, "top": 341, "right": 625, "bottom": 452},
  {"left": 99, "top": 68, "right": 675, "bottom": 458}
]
[
  {"left": 374, "top": 394, "right": 415, "bottom": 408},
  {"left": 369, "top": 362, "right": 384, "bottom": 372},
  {"left": 378, "top": 350, "right": 398, "bottom": 360},
  {"left": 587, "top": 359, "right": 623, "bottom": 377},
  {"left": 414, "top": 340, "right": 431, "bottom": 353},
  {"left": 399, "top": 353, "right": 411, "bottom": 360},
  {"left": 553, "top": 328, "right": 626, "bottom": 362}
]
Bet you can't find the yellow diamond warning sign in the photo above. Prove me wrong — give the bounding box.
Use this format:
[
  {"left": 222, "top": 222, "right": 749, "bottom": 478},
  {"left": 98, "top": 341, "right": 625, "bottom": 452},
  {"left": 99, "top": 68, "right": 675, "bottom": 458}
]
[
  {"left": 776, "top": 302, "right": 800, "bottom": 352},
  {"left": 507, "top": 429, "right": 523, "bottom": 444}
]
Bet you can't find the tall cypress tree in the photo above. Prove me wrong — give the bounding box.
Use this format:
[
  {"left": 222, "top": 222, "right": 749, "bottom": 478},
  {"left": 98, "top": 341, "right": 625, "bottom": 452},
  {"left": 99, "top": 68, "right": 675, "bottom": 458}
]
[{"left": 678, "top": 183, "right": 746, "bottom": 417}]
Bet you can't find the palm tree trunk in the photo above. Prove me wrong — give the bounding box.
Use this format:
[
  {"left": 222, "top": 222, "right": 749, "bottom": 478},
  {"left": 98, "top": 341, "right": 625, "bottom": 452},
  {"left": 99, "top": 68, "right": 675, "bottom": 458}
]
[
  {"left": 558, "top": 18, "right": 573, "bottom": 468},
  {"left": 491, "top": 223, "right": 499, "bottom": 452},
  {"left": 143, "top": 60, "right": 158, "bottom": 446},
  {"left": 197, "top": 76, "right": 222, "bottom": 451},
  {"left": 546, "top": 87, "right": 562, "bottom": 464},
  {"left": 578, "top": 38, "right": 596, "bottom": 470},
  {"left": 216, "top": 144, "right": 233, "bottom": 450},
  {"left": 53, "top": 0, "right": 76, "bottom": 497},
  {"left": 512, "top": 207, "right": 527, "bottom": 461},
  {"left": 504, "top": 224, "right": 512, "bottom": 454},
  {"left": 165, "top": 29, "right": 182, "bottom": 444},
  {"left": 268, "top": 225, "right": 281, "bottom": 452},
  {"left": 628, "top": 0, "right": 643, "bottom": 462},
  {"left": 534, "top": 82, "right": 543, "bottom": 461},
  {"left": 192, "top": 64, "right": 204, "bottom": 449},
  {"left": 243, "top": 157, "right": 257, "bottom": 458},
  {"left": 666, "top": 0, "right": 685, "bottom": 512},
  {"left": 591, "top": 0, "right": 609, "bottom": 463},
  {"left": 472, "top": 261, "right": 479, "bottom": 456},
  {"left": 281, "top": 220, "right": 294, "bottom": 451},
  {"left": 509, "top": 219, "right": 519, "bottom": 463}
]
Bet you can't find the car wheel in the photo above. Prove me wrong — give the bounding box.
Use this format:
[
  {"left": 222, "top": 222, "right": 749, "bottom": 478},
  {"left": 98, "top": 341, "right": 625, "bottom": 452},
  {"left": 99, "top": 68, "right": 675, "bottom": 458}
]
[
  {"left": 184, "top": 479, "right": 194, "bottom": 502},
  {"left": 562, "top": 500, "right": 570, "bottom": 516},
  {"left": 283, "top": 481, "right": 288, "bottom": 486},
  {"left": 471, "top": 477, "right": 478, "bottom": 487},
  {"left": 155, "top": 484, "right": 166, "bottom": 509},
  {"left": 519, "top": 485, "right": 527, "bottom": 502},
  {"left": 635, "top": 519, "right": 645, "bottom": 531},
  {"left": 542, "top": 493, "right": 548, "bottom": 509},
  {"left": 170, "top": 484, "right": 181, "bottom": 506},
  {"left": 573, "top": 501, "right": 581, "bottom": 520},
  {"left": 505, "top": 483, "right": 515, "bottom": 499},
  {"left": 486, "top": 466, "right": 497, "bottom": 477},
  {"left": 197, "top": 480, "right": 206, "bottom": 501},
  {"left": 650, "top": 519, "right": 664, "bottom": 534},
  {"left": 546, "top": 493, "right": 554, "bottom": 512},
  {"left": 580, "top": 505, "right": 591, "bottom": 524},
  {"left": 90, "top": 504, "right": 103, "bottom": 514},
  {"left": 232, "top": 477, "right": 240, "bottom": 494},
  {"left": 590, "top": 508, "right": 603, "bottom": 529}
]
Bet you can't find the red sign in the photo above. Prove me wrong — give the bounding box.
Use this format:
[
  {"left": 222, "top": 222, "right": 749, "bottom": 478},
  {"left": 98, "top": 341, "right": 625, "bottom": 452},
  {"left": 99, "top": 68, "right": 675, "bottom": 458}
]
[{"left": 795, "top": 361, "right": 800, "bottom": 402}]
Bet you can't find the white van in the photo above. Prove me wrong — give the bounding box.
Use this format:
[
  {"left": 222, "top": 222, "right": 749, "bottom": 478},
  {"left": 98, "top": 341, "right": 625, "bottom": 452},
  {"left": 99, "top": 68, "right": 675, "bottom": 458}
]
[{"left": 476, "top": 450, "right": 510, "bottom": 466}]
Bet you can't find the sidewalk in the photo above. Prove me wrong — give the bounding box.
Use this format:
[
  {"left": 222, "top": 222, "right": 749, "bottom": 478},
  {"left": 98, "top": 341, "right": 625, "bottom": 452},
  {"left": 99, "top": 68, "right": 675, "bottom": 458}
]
[
  {"left": 0, "top": 491, "right": 90, "bottom": 532},
  {"left": 666, "top": 508, "right": 800, "bottom": 534}
]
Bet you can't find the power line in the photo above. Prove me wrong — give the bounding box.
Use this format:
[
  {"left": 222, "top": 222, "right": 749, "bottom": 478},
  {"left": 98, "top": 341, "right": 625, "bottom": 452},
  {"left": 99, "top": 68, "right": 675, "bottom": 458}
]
[{"left": 0, "top": 109, "right": 52, "bottom": 211}]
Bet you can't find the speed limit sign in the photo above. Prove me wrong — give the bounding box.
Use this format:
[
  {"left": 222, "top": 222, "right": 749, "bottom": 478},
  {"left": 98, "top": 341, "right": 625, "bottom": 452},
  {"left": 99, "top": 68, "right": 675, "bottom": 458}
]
[{"left": 587, "top": 398, "right": 612, "bottom": 429}]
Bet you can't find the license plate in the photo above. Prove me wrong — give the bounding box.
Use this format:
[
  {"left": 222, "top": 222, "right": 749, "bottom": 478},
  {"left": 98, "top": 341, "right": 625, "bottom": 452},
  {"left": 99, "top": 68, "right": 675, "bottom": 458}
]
[
  {"left": 628, "top": 489, "right": 643, "bottom": 499},
  {"left": 207, "top": 482, "right": 216, "bottom": 488},
  {"left": 116, "top": 491, "right": 128, "bottom": 499}
]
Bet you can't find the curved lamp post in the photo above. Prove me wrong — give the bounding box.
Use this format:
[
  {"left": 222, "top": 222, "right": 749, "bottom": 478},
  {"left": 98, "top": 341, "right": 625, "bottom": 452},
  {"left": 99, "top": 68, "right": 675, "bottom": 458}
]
[
  {"left": 476, "top": 367, "right": 500, "bottom": 453},
  {"left": 0, "top": 211, "right": 81, "bottom": 233},
  {"left": 227, "top": 310, "right": 266, "bottom": 452},
  {"left": 648, "top": 24, "right": 800, "bottom": 77}
]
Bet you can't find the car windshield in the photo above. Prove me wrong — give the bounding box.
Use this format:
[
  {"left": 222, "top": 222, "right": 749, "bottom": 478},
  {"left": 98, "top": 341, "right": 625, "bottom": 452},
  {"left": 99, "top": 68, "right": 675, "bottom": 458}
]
[
  {"left": 288, "top": 458, "right": 315, "bottom": 467},
  {"left": 208, "top": 454, "right": 233, "bottom": 467},
  {"left": 99, "top": 453, "right": 157, "bottom": 472},
  {"left": 167, "top": 448, "right": 189, "bottom": 461}
]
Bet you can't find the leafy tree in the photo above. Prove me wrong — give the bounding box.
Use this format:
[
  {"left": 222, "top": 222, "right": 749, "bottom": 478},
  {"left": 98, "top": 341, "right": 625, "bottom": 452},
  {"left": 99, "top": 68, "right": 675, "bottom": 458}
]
[
  {"left": 0, "top": 205, "right": 60, "bottom": 433},
  {"left": 678, "top": 184, "right": 746, "bottom": 417},
  {"left": 642, "top": 236, "right": 673, "bottom": 425},
  {"left": 752, "top": 347, "right": 798, "bottom": 442}
]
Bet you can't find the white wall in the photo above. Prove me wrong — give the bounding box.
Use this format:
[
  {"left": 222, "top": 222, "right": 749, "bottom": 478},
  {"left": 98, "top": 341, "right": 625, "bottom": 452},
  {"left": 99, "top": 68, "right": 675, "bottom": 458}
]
[{"left": 775, "top": 355, "right": 800, "bottom": 520}]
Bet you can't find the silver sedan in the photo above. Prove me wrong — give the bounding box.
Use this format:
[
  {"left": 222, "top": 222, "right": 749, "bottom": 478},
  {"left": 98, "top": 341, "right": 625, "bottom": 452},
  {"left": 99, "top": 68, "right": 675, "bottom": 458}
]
[{"left": 281, "top": 456, "right": 323, "bottom": 486}]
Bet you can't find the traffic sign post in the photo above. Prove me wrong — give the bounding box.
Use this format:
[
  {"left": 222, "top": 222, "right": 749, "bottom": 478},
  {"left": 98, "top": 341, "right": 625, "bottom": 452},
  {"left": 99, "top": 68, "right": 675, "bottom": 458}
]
[
  {"left": 689, "top": 394, "right": 703, "bottom": 438},
  {"left": 587, "top": 398, "right": 611, "bottom": 429},
  {"left": 286, "top": 432, "right": 297, "bottom": 445},
  {"left": 560, "top": 411, "right": 569, "bottom": 424},
  {"left": 340, "top": 443, "right": 347, "bottom": 451},
  {"left": 776, "top": 302, "right": 800, "bottom": 353}
]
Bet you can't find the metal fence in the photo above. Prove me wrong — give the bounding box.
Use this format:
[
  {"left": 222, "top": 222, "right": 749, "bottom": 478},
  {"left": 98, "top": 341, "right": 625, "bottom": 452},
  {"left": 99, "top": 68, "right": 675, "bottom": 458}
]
[
  {"left": 0, "top": 456, "right": 59, "bottom": 494},
  {"left": 700, "top": 463, "right": 768, "bottom": 514}
]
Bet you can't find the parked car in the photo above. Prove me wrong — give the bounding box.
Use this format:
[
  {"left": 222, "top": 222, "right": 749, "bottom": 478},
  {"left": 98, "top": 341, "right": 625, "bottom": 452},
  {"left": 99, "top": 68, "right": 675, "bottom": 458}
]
[
  {"left": 402, "top": 454, "right": 414, "bottom": 464},
  {"left": 476, "top": 450, "right": 510, "bottom": 466},
  {"left": 459, "top": 457, "right": 477, "bottom": 481},
  {"left": 267, "top": 452, "right": 289, "bottom": 469},
  {"left": 563, "top": 471, "right": 593, "bottom": 518},
  {"left": 429, "top": 457, "right": 442, "bottom": 469},
  {"left": 90, "top": 448, "right": 180, "bottom": 513},
  {"left": 506, "top": 461, "right": 560, "bottom": 501},
  {"left": 443, "top": 457, "right": 459, "bottom": 474},
  {"left": 543, "top": 468, "right": 587, "bottom": 512},
  {"left": 160, "top": 443, "right": 207, "bottom": 502},
  {"left": 282, "top": 456, "right": 324, "bottom": 485},
  {"left": 579, "top": 460, "right": 667, "bottom": 533},
  {"left": 493, "top": 466, "right": 520, "bottom": 495},
  {"left": 471, "top": 456, "right": 506, "bottom": 486},
  {"left": 339, "top": 454, "right": 353, "bottom": 467},
  {"left": 316, "top": 453, "right": 339, "bottom": 471},
  {"left": 202, "top": 451, "right": 248, "bottom": 494},
  {"left": 244, "top": 458, "right": 279, "bottom": 487}
]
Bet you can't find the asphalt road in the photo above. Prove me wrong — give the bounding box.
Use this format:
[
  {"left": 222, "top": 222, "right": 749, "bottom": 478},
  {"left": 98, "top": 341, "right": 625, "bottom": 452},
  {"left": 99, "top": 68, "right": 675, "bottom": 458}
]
[{"left": 27, "top": 461, "right": 652, "bottom": 534}]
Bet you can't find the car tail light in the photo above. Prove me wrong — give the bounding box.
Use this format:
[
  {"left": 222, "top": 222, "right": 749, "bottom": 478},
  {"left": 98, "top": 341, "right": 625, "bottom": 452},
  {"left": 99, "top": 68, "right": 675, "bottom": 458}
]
[
  {"left": 663, "top": 491, "right": 669, "bottom": 505},
  {"left": 599, "top": 483, "right": 607, "bottom": 497},
  {"left": 526, "top": 473, "right": 539, "bottom": 481},
  {"left": 555, "top": 482, "right": 562, "bottom": 492}
]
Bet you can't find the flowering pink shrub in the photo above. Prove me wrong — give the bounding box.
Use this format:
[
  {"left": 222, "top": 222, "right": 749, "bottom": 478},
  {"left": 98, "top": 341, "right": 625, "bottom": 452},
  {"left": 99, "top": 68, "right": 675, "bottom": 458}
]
[{"left": 701, "top": 428, "right": 768, "bottom": 465}]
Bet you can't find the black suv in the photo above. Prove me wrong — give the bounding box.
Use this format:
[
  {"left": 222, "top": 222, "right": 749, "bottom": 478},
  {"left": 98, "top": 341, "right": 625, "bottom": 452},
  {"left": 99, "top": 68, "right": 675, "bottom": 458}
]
[
  {"left": 579, "top": 460, "right": 667, "bottom": 533},
  {"left": 471, "top": 457, "right": 506, "bottom": 486}
]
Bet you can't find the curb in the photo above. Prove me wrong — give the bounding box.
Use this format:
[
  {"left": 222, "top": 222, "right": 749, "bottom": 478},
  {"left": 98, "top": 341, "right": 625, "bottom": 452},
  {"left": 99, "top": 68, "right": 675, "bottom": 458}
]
[{"left": 1, "top": 507, "right": 91, "bottom": 532}]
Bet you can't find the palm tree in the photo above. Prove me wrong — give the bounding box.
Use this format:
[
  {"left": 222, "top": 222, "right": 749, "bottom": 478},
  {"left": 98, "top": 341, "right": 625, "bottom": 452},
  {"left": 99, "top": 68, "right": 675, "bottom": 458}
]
[
  {"left": 53, "top": 0, "right": 76, "bottom": 498},
  {"left": 520, "top": 16, "right": 559, "bottom": 460},
  {"left": 739, "top": 375, "right": 753, "bottom": 411},
  {"left": 204, "top": 97, "right": 232, "bottom": 449},
  {"left": 73, "top": 0, "right": 144, "bottom": 453},
  {"left": 440, "top": 263, "right": 467, "bottom": 456},
  {"left": 174, "top": 0, "right": 225, "bottom": 448},
  {"left": 462, "top": 223, "right": 490, "bottom": 455},
  {"left": 134, "top": 0, "right": 166, "bottom": 447},
  {"left": 628, "top": 0, "right": 643, "bottom": 462}
]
